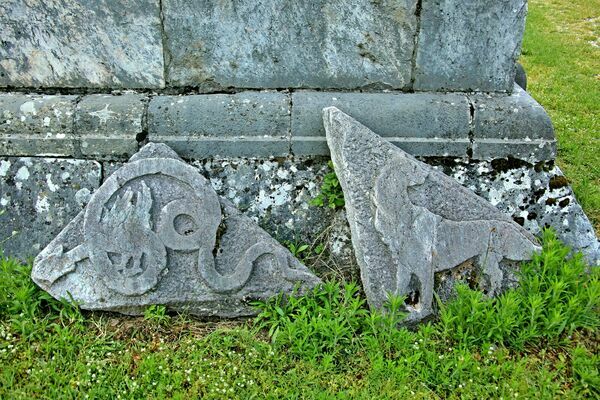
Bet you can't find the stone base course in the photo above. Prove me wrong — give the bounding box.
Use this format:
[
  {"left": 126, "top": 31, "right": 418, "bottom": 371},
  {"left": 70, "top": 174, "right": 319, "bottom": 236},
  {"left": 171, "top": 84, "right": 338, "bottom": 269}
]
[{"left": 1, "top": 86, "right": 555, "bottom": 162}]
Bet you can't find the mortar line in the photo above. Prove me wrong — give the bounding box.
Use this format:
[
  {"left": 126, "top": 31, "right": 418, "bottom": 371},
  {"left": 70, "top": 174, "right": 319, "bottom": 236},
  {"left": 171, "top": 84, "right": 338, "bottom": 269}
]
[
  {"left": 158, "top": 0, "right": 170, "bottom": 88},
  {"left": 72, "top": 94, "right": 84, "bottom": 159},
  {"left": 466, "top": 94, "right": 476, "bottom": 160},
  {"left": 287, "top": 90, "right": 294, "bottom": 157},
  {"left": 409, "top": 0, "right": 423, "bottom": 91}
]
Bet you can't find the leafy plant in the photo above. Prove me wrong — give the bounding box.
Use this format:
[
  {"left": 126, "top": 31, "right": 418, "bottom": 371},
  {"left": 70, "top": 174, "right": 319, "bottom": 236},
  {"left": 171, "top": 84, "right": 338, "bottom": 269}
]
[
  {"left": 310, "top": 161, "right": 345, "bottom": 209},
  {"left": 437, "top": 228, "right": 600, "bottom": 350},
  {"left": 571, "top": 345, "right": 600, "bottom": 396},
  {"left": 285, "top": 240, "right": 310, "bottom": 259},
  {"left": 253, "top": 281, "right": 408, "bottom": 363},
  {"left": 143, "top": 304, "right": 171, "bottom": 326}
]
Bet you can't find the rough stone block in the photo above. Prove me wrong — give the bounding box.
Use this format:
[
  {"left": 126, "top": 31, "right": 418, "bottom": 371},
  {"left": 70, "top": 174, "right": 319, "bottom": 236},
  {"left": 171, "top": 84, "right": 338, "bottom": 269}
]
[
  {"left": 291, "top": 91, "right": 470, "bottom": 156},
  {"left": 472, "top": 86, "right": 555, "bottom": 140},
  {"left": 324, "top": 107, "right": 540, "bottom": 321},
  {"left": 472, "top": 139, "right": 556, "bottom": 163},
  {"left": 0, "top": 94, "right": 77, "bottom": 157},
  {"left": 0, "top": 157, "right": 101, "bottom": 259},
  {"left": 148, "top": 92, "right": 291, "bottom": 158},
  {"left": 0, "top": 0, "right": 164, "bottom": 89},
  {"left": 76, "top": 94, "right": 146, "bottom": 160},
  {"left": 31, "top": 143, "right": 320, "bottom": 317},
  {"left": 471, "top": 85, "right": 556, "bottom": 161},
  {"left": 162, "top": 0, "right": 417, "bottom": 90},
  {"left": 414, "top": 0, "right": 527, "bottom": 92}
]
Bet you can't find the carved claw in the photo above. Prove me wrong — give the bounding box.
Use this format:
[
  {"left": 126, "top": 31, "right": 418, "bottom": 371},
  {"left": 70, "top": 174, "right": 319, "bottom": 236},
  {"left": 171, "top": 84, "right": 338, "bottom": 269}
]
[{"left": 32, "top": 243, "right": 89, "bottom": 288}]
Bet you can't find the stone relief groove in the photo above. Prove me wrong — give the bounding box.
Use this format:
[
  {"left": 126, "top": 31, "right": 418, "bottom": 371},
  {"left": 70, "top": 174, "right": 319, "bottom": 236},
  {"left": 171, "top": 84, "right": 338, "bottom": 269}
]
[{"left": 34, "top": 155, "right": 311, "bottom": 297}]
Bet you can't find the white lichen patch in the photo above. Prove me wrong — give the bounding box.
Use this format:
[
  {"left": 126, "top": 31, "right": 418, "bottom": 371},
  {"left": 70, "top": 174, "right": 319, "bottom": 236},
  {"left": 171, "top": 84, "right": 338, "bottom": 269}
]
[
  {"left": 45, "top": 173, "right": 59, "bottom": 192},
  {"left": 35, "top": 194, "right": 50, "bottom": 214},
  {"left": 0, "top": 160, "right": 11, "bottom": 177},
  {"left": 15, "top": 166, "right": 30, "bottom": 181},
  {"left": 19, "top": 101, "right": 37, "bottom": 116},
  {"left": 89, "top": 104, "right": 117, "bottom": 124}
]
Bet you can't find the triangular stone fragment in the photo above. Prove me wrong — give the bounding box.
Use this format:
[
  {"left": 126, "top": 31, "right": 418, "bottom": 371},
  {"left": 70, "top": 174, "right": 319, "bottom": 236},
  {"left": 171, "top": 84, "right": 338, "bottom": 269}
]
[
  {"left": 32, "top": 143, "right": 321, "bottom": 317},
  {"left": 323, "top": 107, "right": 540, "bottom": 321}
]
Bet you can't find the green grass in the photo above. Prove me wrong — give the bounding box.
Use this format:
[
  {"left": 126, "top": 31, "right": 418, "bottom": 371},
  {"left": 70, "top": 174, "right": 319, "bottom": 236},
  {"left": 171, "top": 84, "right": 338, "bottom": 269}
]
[
  {"left": 520, "top": 0, "right": 600, "bottom": 230},
  {"left": 1, "top": 229, "right": 598, "bottom": 399}
]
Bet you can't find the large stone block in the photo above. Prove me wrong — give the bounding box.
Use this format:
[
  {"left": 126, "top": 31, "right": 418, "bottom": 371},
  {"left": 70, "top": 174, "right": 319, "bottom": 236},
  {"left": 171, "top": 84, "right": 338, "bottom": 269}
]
[
  {"left": 0, "top": 0, "right": 164, "bottom": 89},
  {"left": 414, "top": 0, "right": 527, "bottom": 92},
  {"left": 148, "top": 92, "right": 291, "bottom": 158},
  {"left": 471, "top": 86, "right": 556, "bottom": 161},
  {"left": 162, "top": 0, "right": 417, "bottom": 90},
  {"left": 0, "top": 157, "right": 101, "bottom": 259},
  {"left": 0, "top": 94, "right": 77, "bottom": 157},
  {"left": 323, "top": 107, "right": 540, "bottom": 321},
  {"left": 31, "top": 143, "right": 321, "bottom": 317},
  {"left": 291, "top": 91, "right": 471, "bottom": 156},
  {"left": 76, "top": 94, "right": 147, "bottom": 160}
]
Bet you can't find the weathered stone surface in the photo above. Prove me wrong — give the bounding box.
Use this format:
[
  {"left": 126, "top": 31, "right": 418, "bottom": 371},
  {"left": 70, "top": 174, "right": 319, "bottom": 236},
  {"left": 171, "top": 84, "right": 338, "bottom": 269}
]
[
  {"left": 76, "top": 94, "right": 146, "bottom": 159},
  {"left": 291, "top": 91, "right": 471, "bottom": 156},
  {"left": 472, "top": 86, "right": 554, "bottom": 140},
  {"left": 148, "top": 92, "right": 290, "bottom": 158},
  {"left": 414, "top": 0, "right": 527, "bottom": 92},
  {"left": 472, "top": 139, "right": 556, "bottom": 163},
  {"left": 0, "top": 94, "right": 77, "bottom": 157},
  {"left": 32, "top": 143, "right": 320, "bottom": 317},
  {"left": 435, "top": 160, "right": 599, "bottom": 267},
  {"left": 323, "top": 107, "right": 540, "bottom": 321},
  {"left": 162, "top": 0, "right": 417, "bottom": 90},
  {"left": 0, "top": 0, "right": 164, "bottom": 88},
  {"left": 471, "top": 86, "right": 556, "bottom": 162},
  {"left": 0, "top": 157, "right": 101, "bottom": 259}
]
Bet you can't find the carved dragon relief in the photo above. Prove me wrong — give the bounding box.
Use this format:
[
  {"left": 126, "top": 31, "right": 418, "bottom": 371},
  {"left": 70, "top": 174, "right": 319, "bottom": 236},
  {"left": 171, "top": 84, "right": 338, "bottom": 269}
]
[
  {"left": 373, "top": 155, "right": 539, "bottom": 319},
  {"left": 34, "top": 157, "right": 309, "bottom": 296}
]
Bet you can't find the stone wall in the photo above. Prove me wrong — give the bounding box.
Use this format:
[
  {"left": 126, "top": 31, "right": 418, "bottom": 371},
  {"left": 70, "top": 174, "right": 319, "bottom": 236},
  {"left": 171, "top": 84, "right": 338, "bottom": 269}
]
[
  {"left": 1, "top": 0, "right": 597, "bottom": 268},
  {"left": 1, "top": 0, "right": 525, "bottom": 92}
]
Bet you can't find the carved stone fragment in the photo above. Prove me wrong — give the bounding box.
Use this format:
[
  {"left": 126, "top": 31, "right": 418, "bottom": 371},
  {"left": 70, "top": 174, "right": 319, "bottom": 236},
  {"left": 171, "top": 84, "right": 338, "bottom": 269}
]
[
  {"left": 323, "top": 107, "right": 541, "bottom": 321},
  {"left": 32, "top": 143, "right": 320, "bottom": 317}
]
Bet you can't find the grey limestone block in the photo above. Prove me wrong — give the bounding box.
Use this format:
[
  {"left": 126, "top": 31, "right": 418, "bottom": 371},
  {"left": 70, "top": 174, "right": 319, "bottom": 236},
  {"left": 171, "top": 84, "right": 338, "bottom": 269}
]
[
  {"left": 0, "top": 0, "right": 164, "bottom": 89},
  {"left": 0, "top": 93, "right": 77, "bottom": 157},
  {"left": 471, "top": 85, "right": 556, "bottom": 162},
  {"left": 323, "top": 107, "right": 540, "bottom": 321},
  {"left": 148, "top": 92, "right": 291, "bottom": 158},
  {"left": 31, "top": 143, "right": 320, "bottom": 317},
  {"left": 76, "top": 94, "right": 147, "bottom": 160},
  {"left": 0, "top": 157, "right": 101, "bottom": 259},
  {"left": 414, "top": 0, "right": 527, "bottom": 92},
  {"left": 291, "top": 91, "right": 471, "bottom": 156},
  {"left": 162, "top": 0, "right": 417, "bottom": 90}
]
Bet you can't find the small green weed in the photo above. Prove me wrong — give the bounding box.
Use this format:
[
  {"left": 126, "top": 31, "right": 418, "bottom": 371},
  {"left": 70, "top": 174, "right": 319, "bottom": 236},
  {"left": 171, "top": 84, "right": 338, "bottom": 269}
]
[
  {"left": 310, "top": 161, "right": 345, "bottom": 209},
  {"left": 284, "top": 240, "right": 310, "bottom": 259},
  {"left": 144, "top": 305, "right": 171, "bottom": 326},
  {"left": 254, "top": 280, "right": 414, "bottom": 364},
  {"left": 571, "top": 345, "right": 600, "bottom": 397}
]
